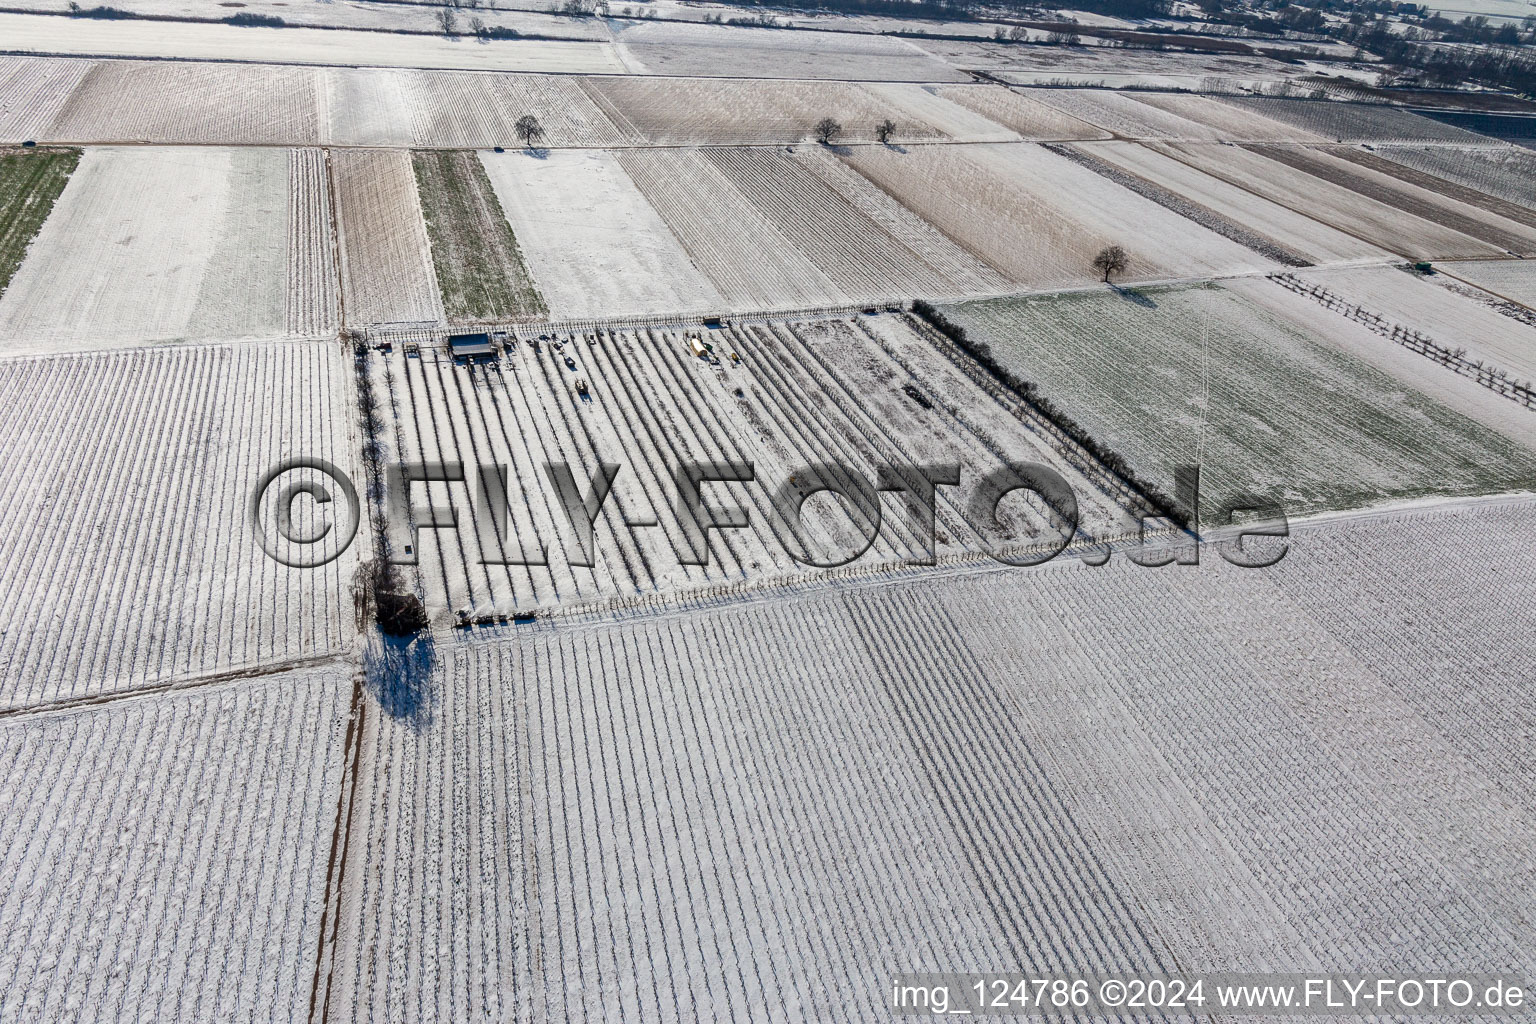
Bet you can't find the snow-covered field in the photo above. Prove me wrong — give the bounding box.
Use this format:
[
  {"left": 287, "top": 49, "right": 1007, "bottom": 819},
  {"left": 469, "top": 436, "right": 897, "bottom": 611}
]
[
  {"left": 843, "top": 142, "right": 1273, "bottom": 288},
  {"left": 0, "top": 56, "right": 90, "bottom": 143},
  {"left": 940, "top": 281, "right": 1536, "bottom": 518},
  {"left": 607, "top": 19, "right": 968, "bottom": 81},
  {"left": 320, "top": 496, "right": 1536, "bottom": 1019},
  {"left": 1300, "top": 263, "right": 1536, "bottom": 382},
  {"left": 0, "top": 665, "right": 353, "bottom": 1023},
  {"left": 1157, "top": 141, "right": 1507, "bottom": 260},
  {"left": 1218, "top": 96, "right": 1493, "bottom": 143},
  {"left": 481, "top": 148, "right": 721, "bottom": 319},
  {"left": 1442, "top": 257, "right": 1536, "bottom": 306},
  {"left": 0, "top": 342, "right": 359, "bottom": 708},
  {"left": 932, "top": 84, "right": 1110, "bottom": 140},
  {"left": 1031, "top": 88, "right": 1239, "bottom": 140},
  {"left": 48, "top": 59, "right": 321, "bottom": 145},
  {"left": 0, "top": 146, "right": 289, "bottom": 350},
  {"left": 0, "top": 11, "right": 625, "bottom": 73},
  {"left": 1075, "top": 140, "right": 1391, "bottom": 265},
  {"left": 1248, "top": 142, "right": 1536, "bottom": 256},
  {"left": 332, "top": 148, "right": 444, "bottom": 327},
  {"left": 1121, "top": 91, "right": 1328, "bottom": 141},
  {"left": 1375, "top": 141, "right": 1536, "bottom": 211},
  {"left": 581, "top": 77, "right": 960, "bottom": 146}
]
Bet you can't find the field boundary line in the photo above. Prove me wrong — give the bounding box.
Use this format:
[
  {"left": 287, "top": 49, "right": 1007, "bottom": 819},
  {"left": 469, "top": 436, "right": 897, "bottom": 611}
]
[
  {"left": 310, "top": 670, "right": 367, "bottom": 1024},
  {"left": 0, "top": 651, "right": 353, "bottom": 722}
]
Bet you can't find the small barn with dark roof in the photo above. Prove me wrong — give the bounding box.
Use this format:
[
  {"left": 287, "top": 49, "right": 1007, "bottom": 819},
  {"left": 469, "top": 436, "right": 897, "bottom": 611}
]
[{"left": 447, "top": 333, "right": 497, "bottom": 363}]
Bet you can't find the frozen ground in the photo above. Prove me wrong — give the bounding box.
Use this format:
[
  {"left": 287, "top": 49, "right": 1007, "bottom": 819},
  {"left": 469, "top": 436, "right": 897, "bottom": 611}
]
[
  {"left": 941, "top": 281, "right": 1536, "bottom": 518},
  {"left": 319, "top": 495, "right": 1536, "bottom": 1021},
  {"left": 0, "top": 664, "right": 354, "bottom": 1024},
  {"left": 0, "top": 146, "right": 290, "bottom": 350},
  {"left": 480, "top": 148, "right": 721, "bottom": 319},
  {"left": 0, "top": 11, "right": 625, "bottom": 73},
  {"left": 1442, "top": 258, "right": 1536, "bottom": 307},
  {"left": 1299, "top": 263, "right": 1536, "bottom": 382},
  {"left": 0, "top": 341, "right": 359, "bottom": 708}
]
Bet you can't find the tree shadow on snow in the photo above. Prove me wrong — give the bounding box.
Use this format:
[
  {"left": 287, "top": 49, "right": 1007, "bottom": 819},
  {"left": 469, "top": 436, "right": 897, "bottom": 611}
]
[
  {"left": 521, "top": 146, "right": 551, "bottom": 160},
  {"left": 1110, "top": 284, "right": 1157, "bottom": 309},
  {"left": 363, "top": 629, "right": 439, "bottom": 732}
]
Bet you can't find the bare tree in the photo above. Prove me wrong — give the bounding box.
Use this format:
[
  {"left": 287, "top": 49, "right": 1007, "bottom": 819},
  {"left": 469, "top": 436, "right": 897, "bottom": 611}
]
[
  {"left": 515, "top": 114, "right": 545, "bottom": 148},
  {"left": 814, "top": 117, "right": 843, "bottom": 145},
  {"left": 1092, "top": 244, "right": 1129, "bottom": 283},
  {"left": 875, "top": 118, "right": 897, "bottom": 145},
  {"left": 437, "top": 5, "right": 458, "bottom": 35}
]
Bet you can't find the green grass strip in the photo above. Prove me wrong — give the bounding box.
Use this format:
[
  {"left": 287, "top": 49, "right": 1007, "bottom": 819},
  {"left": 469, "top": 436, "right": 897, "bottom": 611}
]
[
  {"left": 412, "top": 149, "right": 546, "bottom": 322},
  {"left": 0, "top": 147, "right": 81, "bottom": 299}
]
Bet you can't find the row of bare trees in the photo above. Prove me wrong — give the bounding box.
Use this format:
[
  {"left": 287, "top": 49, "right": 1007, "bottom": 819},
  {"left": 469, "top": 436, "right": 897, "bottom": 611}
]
[{"left": 814, "top": 117, "right": 898, "bottom": 145}]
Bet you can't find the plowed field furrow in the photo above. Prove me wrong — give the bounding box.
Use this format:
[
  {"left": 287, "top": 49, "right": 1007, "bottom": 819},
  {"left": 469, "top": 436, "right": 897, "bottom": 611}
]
[
  {"left": 286, "top": 147, "right": 339, "bottom": 337},
  {"left": 704, "top": 147, "right": 950, "bottom": 301}
]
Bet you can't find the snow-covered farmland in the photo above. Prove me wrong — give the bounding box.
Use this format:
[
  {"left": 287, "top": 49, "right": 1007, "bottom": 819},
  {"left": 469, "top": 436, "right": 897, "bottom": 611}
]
[
  {"left": 0, "top": 56, "right": 90, "bottom": 143},
  {"left": 606, "top": 19, "right": 968, "bottom": 81},
  {"left": 481, "top": 148, "right": 722, "bottom": 319},
  {"left": 789, "top": 146, "right": 1011, "bottom": 296},
  {"left": 1157, "top": 141, "right": 1507, "bottom": 260},
  {"left": 1074, "top": 141, "right": 1390, "bottom": 265},
  {"left": 323, "top": 496, "right": 1536, "bottom": 1019},
  {"left": 940, "top": 282, "right": 1536, "bottom": 518},
  {"left": 287, "top": 147, "right": 340, "bottom": 338},
  {"left": 1323, "top": 143, "right": 1536, "bottom": 233},
  {"left": 0, "top": 666, "right": 353, "bottom": 1023},
  {"left": 360, "top": 311, "right": 1134, "bottom": 620},
  {"left": 580, "top": 77, "right": 955, "bottom": 146},
  {"left": 1374, "top": 142, "right": 1536, "bottom": 212},
  {"left": 1247, "top": 143, "right": 1536, "bottom": 256},
  {"left": 1119, "top": 91, "right": 1326, "bottom": 142},
  {"left": 332, "top": 148, "right": 444, "bottom": 327},
  {"left": 401, "top": 71, "right": 636, "bottom": 149},
  {"left": 843, "top": 142, "right": 1273, "bottom": 289},
  {"left": 1299, "top": 263, "right": 1536, "bottom": 382},
  {"left": 1218, "top": 96, "right": 1494, "bottom": 143},
  {"left": 616, "top": 148, "right": 841, "bottom": 308},
  {"left": 1442, "top": 258, "right": 1536, "bottom": 307},
  {"left": 0, "top": 11, "right": 626, "bottom": 73},
  {"left": 0, "top": 342, "right": 359, "bottom": 709},
  {"left": 704, "top": 147, "right": 993, "bottom": 300},
  {"left": 47, "top": 59, "right": 320, "bottom": 145},
  {"left": 1031, "top": 88, "right": 1235, "bottom": 140},
  {"left": 0, "top": 146, "right": 292, "bottom": 350},
  {"left": 1229, "top": 273, "right": 1536, "bottom": 451},
  {"left": 414, "top": 149, "right": 545, "bottom": 323},
  {"left": 320, "top": 67, "right": 414, "bottom": 149},
  {"left": 933, "top": 84, "right": 1110, "bottom": 139}
]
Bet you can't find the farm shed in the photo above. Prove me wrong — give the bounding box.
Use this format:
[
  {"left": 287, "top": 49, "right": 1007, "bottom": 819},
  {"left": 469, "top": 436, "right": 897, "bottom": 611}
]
[{"left": 447, "top": 332, "right": 497, "bottom": 363}]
